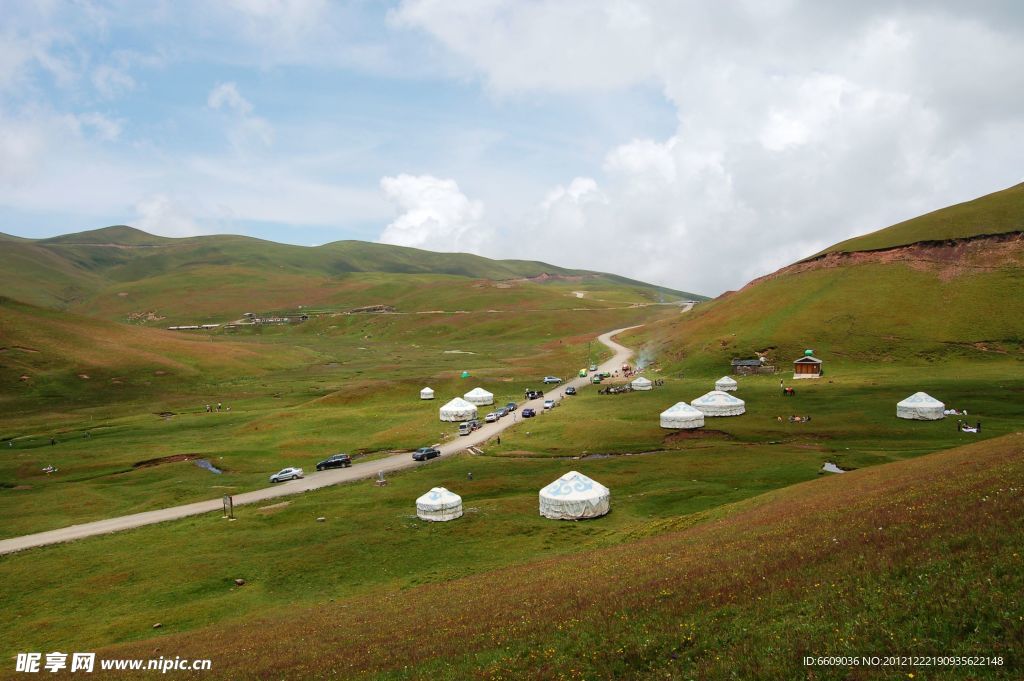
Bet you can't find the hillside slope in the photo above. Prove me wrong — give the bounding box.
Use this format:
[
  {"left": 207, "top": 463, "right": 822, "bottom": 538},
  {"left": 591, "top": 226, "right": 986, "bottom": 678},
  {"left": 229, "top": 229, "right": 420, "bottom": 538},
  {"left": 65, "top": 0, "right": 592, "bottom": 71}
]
[
  {"left": 1, "top": 226, "right": 703, "bottom": 314},
  {"left": 89, "top": 433, "right": 1024, "bottom": 679},
  {"left": 816, "top": 181, "right": 1024, "bottom": 256},
  {"left": 638, "top": 186, "right": 1024, "bottom": 371}
]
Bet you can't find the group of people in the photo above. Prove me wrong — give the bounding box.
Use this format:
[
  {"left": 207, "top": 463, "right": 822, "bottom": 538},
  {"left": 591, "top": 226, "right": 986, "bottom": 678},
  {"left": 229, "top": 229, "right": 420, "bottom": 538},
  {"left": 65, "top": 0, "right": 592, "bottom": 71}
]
[
  {"left": 943, "top": 408, "right": 968, "bottom": 416},
  {"left": 777, "top": 415, "right": 812, "bottom": 423},
  {"left": 957, "top": 419, "right": 981, "bottom": 433},
  {"left": 204, "top": 402, "right": 230, "bottom": 413}
]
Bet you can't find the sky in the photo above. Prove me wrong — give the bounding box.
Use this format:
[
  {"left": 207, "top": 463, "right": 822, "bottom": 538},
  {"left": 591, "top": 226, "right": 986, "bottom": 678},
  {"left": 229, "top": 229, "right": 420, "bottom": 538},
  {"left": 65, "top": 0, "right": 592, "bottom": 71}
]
[{"left": 1, "top": 1, "right": 1022, "bottom": 296}]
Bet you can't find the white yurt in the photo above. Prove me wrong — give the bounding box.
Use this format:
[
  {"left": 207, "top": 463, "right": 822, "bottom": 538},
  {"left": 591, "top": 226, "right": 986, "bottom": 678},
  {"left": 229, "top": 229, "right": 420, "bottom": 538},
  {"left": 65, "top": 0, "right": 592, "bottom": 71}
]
[
  {"left": 631, "top": 376, "right": 653, "bottom": 391},
  {"left": 691, "top": 390, "right": 746, "bottom": 416},
  {"left": 896, "top": 392, "right": 945, "bottom": 420},
  {"left": 659, "top": 402, "right": 705, "bottom": 429},
  {"left": 539, "top": 471, "right": 610, "bottom": 520},
  {"left": 415, "top": 487, "right": 463, "bottom": 522},
  {"left": 714, "top": 376, "right": 738, "bottom": 392},
  {"left": 419, "top": 386, "right": 435, "bottom": 400},
  {"left": 463, "top": 387, "right": 495, "bottom": 406},
  {"left": 439, "top": 397, "right": 477, "bottom": 422}
]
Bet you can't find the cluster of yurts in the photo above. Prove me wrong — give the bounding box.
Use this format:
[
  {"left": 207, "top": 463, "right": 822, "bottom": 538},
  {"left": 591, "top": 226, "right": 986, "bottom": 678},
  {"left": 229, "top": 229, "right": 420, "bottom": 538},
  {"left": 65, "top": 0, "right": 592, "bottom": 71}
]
[
  {"left": 416, "top": 471, "right": 611, "bottom": 523},
  {"left": 418, "top": 385, "right": 499, "bottom": 421}
]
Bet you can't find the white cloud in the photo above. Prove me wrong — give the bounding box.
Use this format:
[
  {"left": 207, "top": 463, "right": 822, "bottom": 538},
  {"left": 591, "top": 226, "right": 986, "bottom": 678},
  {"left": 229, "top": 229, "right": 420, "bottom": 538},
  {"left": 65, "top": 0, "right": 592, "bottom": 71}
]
[
  {"left": 72, "top": 112, "right": 123, "bottom": 142},
  {"left": 91, "top": 63, "right": 136, "bottom": 98},
  {"left": 394, "top": 0, "right": 1024, "bottom": 294},
  {"left": 207, "top": 82, "right": 253, "bottom": 115},
  {"left": 378, "top": 174, "right": 486, "bottom": 252},
  {"left": 133, "top": 194, "right": 205, "bottom": 237},
  {"left": 207, "top": 81, "right": 274, "bottom": 150}
]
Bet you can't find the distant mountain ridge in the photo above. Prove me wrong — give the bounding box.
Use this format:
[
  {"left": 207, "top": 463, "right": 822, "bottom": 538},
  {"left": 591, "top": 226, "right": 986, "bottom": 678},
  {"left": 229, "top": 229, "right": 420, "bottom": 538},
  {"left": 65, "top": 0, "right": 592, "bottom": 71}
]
[{"left": 0, "top": 226, "right": 705, "bottom": 314}]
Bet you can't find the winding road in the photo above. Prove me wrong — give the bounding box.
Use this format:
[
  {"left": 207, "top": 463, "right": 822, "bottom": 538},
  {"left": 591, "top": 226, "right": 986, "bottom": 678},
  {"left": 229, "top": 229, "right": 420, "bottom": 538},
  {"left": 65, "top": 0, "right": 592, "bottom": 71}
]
[{"left": 0, "top": 325, "right": 642, "bottom": 556}]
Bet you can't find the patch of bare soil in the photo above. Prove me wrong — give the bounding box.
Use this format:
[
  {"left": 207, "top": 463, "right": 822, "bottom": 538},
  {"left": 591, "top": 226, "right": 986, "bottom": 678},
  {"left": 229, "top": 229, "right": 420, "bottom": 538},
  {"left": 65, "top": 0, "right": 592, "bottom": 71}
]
[
  {"left": 133, "top": 454, "right": 199, "bottom": 469},
  {"left": 257, "top": 501, "right": 292, "bottom": 514},
  {"left": 664, "top": 429, "right": 732, "bottom": 442},
  {"left": 745, "top": 231, "right": 1024, "bottom": 290}
]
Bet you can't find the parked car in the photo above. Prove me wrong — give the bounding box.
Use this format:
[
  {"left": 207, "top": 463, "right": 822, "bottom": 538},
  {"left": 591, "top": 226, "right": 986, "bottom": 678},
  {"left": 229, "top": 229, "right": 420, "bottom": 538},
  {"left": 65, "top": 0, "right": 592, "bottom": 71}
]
[
  {"left": 592, "top": 375, "right": 603, "bottom": 384},
  {"left": 496, "top": 407, "right": 509, "bottom": 417},
  {"left": 543, "top": 399, "right": 555, "bottom": 410},
  {"left": 525, "top": 389, "right": 544, "bottom": 400},
  {"left": 589, "top": 364, "right": 598, "bottom": 372},
  {"left": 413, "top": 447, "right": 441, "bottom": 461},
  {"left": 565, "top": 386, "right": 577, "bottom": 395},
  {"left": 485, "top": 412, "right": 498, "bottom": 423},
  {"left": 506, "top": 402, "right": 517, "bottom": 411},
  {"left": 542, "top": 376, "right": 562, "bottom": 384},
  {"left": 599, "top": 371, "right": 612, "bottom": 378},
  {"left": 458, "top": 422, "right": 472, "bottom": 436},
  {"left": 269, "top": 467, "right": 304, "bottom": 483},
  {"left": 316, "top": 453, "right": 352, "bottom": 471},
  {"left": 468, "top": 419, "right": 482, "bottom": 430},
  {"left": 521, "top": 407, "right": 537, "bottom": 418}
]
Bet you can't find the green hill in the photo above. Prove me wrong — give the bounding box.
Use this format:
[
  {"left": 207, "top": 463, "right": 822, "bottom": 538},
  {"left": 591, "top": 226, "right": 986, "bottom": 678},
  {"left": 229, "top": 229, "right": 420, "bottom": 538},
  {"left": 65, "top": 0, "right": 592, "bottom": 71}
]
[
  {"left": 0, "top": 226, "right": 703, "bottom": 314},
  {"left": 638, "top": 185, "right": 1024, "bottom": 372},
  {"left": 815, "top": 181, "right": 1024, "bottom": 256}
]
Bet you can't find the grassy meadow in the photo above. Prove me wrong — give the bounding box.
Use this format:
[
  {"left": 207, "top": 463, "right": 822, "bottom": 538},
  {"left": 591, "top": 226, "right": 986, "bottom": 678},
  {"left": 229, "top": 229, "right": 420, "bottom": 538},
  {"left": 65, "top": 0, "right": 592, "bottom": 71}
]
[{"left": 1, "top": 295, "right": 670, "bottom": 537}]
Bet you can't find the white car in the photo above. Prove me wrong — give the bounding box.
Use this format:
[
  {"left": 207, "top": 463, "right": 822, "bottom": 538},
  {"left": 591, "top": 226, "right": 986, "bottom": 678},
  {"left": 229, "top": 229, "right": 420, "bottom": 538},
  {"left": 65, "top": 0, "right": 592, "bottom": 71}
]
[
  {"left": 484, "top": 412, "right": 499, "bottom": 423},
  {"left": 542, "top": 376, "right": 562, "bottom": 384},
  {"left": 543, "top": 399, "right": 555, "bottom": 410},
  {"left": 269, "top": 467, "right": 304, "bottom": 483}
]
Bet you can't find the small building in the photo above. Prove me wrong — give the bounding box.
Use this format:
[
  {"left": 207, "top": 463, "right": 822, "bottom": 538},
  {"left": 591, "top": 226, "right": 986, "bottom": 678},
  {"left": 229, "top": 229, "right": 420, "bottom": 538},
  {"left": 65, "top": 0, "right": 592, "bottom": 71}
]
[
  {"left": 731, "top": 358, "right": 774, "bottom": 376},
  {"left": 793, "top": 351, "right": 823, "bottom": 379}
]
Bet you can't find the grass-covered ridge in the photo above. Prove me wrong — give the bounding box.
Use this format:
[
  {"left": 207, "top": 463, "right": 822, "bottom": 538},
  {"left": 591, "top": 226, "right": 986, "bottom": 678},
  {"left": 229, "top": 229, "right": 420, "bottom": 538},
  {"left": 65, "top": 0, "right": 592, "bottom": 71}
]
[
  {"left": 637, "top": 182, "right": 1024, "bottom": 373},
  {"left": 815, "top": 181, "right": 1024, "bottom": 256},
  {"left": 0, "top": 225, "right": 703, "bottom": 312}
]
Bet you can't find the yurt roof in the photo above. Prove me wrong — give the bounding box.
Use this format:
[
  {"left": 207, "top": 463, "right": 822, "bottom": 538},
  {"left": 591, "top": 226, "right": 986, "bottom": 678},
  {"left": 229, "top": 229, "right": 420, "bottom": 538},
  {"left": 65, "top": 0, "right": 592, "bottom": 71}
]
[
  {"left": 464, "top": 387, "right": 493, "bottom": 397},
  {"left": 416, "top": 487, "right": 462, "bottom": 506},
  {"left": 539, "top": 471, "right": 609, "bottom": 501},
  {"left": 716, "top": 375, "right": 737, "bottom": 384},
  {"left": 632, "top": 376, "right": 652, "bottom": 385},
  {"left": 692, "top": 390, "right": 745, "bottom": 406},
  {"left": 441, "top": 397, "right": 476, "bottom": 410},
  {"left": 660, "top": 401, "right": 703, "bottom": 417},
  {"left": 897, "top": 392, "right": 943, "bottom": 407},
  {"left": 420, "top": 386, "right": 434, "bottom": 392}
]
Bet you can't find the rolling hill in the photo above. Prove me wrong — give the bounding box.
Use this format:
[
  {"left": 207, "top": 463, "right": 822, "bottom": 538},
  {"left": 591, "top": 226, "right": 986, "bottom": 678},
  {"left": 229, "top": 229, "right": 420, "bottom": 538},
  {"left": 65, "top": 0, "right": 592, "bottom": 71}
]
[
  {"left": 636, "top": 184, "right": 1024, "bottom": 372},
  {"left": 0, "top": 226, "right": 703, "bottom": 316},
  {"left": 816, "top": 181, "right": 1024, "bottom": 256}
]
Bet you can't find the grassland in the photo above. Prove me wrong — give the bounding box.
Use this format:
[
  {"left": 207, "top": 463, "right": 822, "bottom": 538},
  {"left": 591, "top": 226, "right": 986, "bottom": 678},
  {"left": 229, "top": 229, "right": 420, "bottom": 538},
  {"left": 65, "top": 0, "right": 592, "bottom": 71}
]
[
  {"left": 1, "top": 353, "right": 1021, "bottom": 672},
  {"left": 0, "top": 295, "right": 671, "bottom": 537},
  {"left": 817, "top": 180, "right": 1024, "bottom": 255},
  {"left": 10, "top": 432, "right": 1018, "bottom": 680}
]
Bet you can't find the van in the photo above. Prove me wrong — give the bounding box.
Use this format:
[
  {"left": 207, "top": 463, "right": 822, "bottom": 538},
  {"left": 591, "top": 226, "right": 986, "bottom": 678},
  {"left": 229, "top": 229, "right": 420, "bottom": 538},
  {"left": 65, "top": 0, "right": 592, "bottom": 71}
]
[{"left": 458, "top": 422, "right": 472, "bottom": 436}]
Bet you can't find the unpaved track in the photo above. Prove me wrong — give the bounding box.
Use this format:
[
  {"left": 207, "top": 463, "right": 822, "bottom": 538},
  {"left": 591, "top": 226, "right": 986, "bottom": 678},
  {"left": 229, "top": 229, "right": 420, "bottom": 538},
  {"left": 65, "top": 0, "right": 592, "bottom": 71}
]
[{"left": 0, "top": 325, "right": 642, "bottom": 555}]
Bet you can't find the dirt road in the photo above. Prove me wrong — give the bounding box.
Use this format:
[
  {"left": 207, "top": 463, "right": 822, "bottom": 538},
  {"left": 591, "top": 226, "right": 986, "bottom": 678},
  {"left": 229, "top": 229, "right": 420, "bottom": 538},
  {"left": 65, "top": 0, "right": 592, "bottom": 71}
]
[{"left": 0, "top": 325, "right": 642, "bottom": 556}]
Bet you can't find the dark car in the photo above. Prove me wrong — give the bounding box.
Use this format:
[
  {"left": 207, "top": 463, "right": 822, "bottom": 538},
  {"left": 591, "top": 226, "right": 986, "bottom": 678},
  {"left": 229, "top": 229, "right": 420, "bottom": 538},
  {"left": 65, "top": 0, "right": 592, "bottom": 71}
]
[
  {"left": 506, "top": 402, "right": 517, "bottom": 411},
  {"left": 316, "top": 453, "right": 352, "bottom": 471},
  {"left": 412, "top": 447, "right": 441, "bottom": 461},
  {"left": 496, "top": 407, "right": 509, "bottom": 417},
  {"left": 522, "top": 407, "right": 537, "bottom": 418},
  {"left": 468, "top": 419, "right": 481, "bottom": 430},
  {"left": 525, "top": 389, "right": 544, "bottom": 400},
  {"left": 565, "top": 386, "right": 577, "bottom": 395}
]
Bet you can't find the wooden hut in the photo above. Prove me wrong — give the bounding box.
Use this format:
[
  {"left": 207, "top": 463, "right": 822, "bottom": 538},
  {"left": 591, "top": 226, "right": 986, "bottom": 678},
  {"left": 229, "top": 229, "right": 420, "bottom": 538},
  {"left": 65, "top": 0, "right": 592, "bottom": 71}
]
[{"left": 792, "top": 354, "right": 822, "bottom": 379}]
